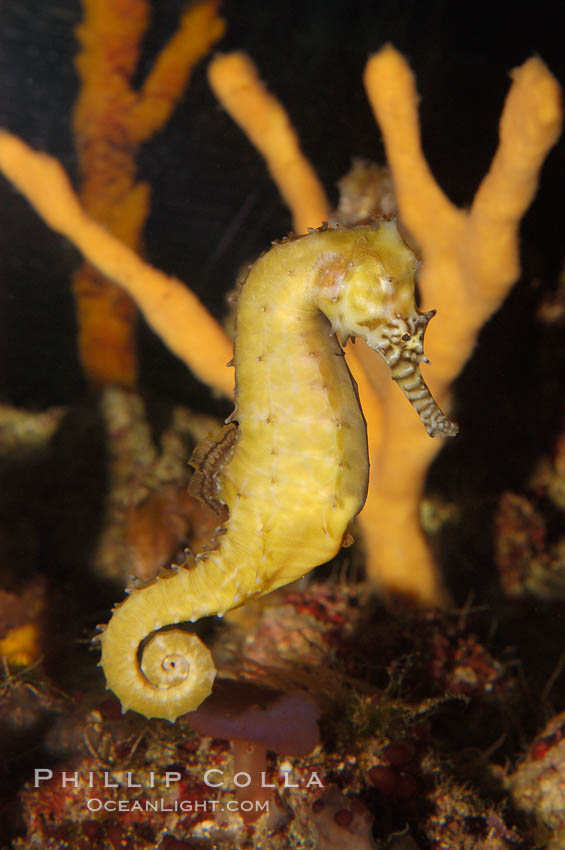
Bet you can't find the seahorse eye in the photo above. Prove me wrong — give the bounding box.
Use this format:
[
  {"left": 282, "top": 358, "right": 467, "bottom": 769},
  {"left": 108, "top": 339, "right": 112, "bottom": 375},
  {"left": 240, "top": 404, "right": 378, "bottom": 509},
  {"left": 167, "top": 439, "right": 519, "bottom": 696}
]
[{"left": 401, "top": 333, "right": 411, "bottom": 341}]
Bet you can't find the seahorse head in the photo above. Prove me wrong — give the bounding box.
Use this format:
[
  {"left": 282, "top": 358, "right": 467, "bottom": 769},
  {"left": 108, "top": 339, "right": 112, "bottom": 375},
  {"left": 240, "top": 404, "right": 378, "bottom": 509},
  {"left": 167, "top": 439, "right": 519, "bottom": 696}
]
[
  {"left": 324, "top": 219, "right": 419, "bottom": 343},
  {"left": 314, "top": 219, "right": 458, "bottom": 437}
]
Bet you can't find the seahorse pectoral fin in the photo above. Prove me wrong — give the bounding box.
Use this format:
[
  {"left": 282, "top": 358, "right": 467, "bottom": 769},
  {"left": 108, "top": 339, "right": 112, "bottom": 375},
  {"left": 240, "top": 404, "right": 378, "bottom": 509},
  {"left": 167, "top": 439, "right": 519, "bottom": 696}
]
[{"left": 188, "top": 421, "right": 239, "bottom": 513}]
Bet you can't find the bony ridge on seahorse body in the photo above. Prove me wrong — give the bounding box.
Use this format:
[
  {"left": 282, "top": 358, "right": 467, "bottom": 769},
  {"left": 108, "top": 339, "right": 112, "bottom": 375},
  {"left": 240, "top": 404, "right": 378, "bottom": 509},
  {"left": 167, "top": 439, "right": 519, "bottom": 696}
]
[{"left": 99, "top": 218, "right": 457, "bottom": 721}]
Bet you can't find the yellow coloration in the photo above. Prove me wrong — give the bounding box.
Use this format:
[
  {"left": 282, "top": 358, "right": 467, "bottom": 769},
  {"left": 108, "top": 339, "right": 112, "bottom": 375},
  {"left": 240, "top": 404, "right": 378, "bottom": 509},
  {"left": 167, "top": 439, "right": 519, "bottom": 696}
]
[
  {"left": 0, "top": 623, "right": 42, "bottom": 668},
  {"left": 0, "top": 131, "right": 234, "bottom": 397},
  {"left": 99, "top": 220, "right": 451, "bottom": 720},
  {"left": 355, "top": 47, "right": 562, "bottom": 602},
  {"left": 0, "top": 46, "right": 561, "bottom": 610},
  {"left": 71, "top": 0, "right": 225, "bottom": 386},
  {"left": 210, "top": 48, "right": 562, "bottom": 603},
  {"left": 207, "top": 52, "right": 330, "bottom": 236}
]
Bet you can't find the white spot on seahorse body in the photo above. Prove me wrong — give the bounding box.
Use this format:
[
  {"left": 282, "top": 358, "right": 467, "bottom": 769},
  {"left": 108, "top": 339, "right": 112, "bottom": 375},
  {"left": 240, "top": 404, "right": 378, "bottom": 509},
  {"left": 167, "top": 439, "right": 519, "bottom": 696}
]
[{"left": 381, "top": 275, "right": 394, "bottom": 294}]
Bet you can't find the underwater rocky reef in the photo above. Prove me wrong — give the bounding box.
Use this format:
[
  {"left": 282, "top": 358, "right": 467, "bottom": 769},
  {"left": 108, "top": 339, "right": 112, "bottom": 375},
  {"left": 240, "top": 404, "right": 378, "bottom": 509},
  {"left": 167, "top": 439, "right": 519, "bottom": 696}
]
[{"left": 0, "top": 1, "right": 564, "bottom": 848}]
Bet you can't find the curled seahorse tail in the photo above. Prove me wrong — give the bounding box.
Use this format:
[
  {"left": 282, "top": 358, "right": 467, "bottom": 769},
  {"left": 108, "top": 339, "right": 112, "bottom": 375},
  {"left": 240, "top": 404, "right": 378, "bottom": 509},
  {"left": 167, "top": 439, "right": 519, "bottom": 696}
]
[
  {"left": 99, "top": 219, "right": 458, "bottom": 721},
  {"left": 100, "top": 560, "right": 232, "bottom": 721}
]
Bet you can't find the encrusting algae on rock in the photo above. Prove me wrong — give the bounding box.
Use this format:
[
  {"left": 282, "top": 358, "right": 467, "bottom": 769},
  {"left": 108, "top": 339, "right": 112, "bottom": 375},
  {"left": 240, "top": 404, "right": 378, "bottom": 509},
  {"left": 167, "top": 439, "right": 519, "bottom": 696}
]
[
  {"left": 0, "top": 44, "right": 561, "bottom": 717},
  {"left": 1, "top": 8, "right": 565, "bottom": 847}
]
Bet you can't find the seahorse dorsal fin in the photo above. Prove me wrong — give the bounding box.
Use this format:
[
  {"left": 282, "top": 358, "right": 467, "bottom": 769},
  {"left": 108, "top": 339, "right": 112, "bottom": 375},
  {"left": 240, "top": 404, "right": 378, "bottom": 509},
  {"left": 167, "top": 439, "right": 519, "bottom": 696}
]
[{"left": 188, "top": 421, "right": 239, "bottom": 514}]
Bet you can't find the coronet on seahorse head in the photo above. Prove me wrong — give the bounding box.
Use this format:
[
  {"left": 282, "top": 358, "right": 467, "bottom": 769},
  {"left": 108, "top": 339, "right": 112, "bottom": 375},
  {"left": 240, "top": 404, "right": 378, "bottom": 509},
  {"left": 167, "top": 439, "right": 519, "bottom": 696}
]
[{"left": 313, "top": 218, "right": 458, "bottom": 438}]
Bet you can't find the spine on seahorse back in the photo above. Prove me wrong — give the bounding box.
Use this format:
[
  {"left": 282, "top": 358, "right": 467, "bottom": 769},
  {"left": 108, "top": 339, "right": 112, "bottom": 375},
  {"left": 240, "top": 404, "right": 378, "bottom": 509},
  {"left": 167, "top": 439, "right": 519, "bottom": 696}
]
[{"left": 99, "top": 218, "right": 457, "bottom": 722}]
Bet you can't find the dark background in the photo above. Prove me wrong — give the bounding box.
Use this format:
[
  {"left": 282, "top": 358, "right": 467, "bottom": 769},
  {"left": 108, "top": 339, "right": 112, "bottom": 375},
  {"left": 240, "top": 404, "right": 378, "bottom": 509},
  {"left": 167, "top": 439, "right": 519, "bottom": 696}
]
[
  {"left": 0, "top": 0, "right": 563, "bottom": 405},
  {"left": 0, "top": 0, "right": 564, "bottom": 597}
]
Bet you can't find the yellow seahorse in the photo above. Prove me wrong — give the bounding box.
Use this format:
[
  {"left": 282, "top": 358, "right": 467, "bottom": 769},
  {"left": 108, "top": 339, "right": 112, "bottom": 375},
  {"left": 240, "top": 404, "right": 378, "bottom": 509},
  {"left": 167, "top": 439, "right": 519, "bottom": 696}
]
[{"left": 99, "top": 219, "right": 457, "bottom": 721}]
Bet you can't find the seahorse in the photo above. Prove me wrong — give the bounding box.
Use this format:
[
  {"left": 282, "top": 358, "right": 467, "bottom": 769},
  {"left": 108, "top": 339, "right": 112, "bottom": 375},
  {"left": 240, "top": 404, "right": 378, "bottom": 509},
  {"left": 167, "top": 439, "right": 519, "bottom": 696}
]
[{"left": 99, "top": 218, "right": 457, "bottom": 721}]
